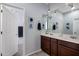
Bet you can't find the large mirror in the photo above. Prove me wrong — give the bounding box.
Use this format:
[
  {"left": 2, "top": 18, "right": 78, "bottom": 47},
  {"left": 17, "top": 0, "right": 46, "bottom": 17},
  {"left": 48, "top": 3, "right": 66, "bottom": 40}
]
[
  {"left": 41, "top": 15, "right": 48, "bottom": 32},
  {"left": 42, "top": 3, "right": 79, "bottom": 38},
  {"left": 63, "top": 9, "right": 79, "bottom": 36},
  {"left": 47, "top": 11, "right": 63, "bottom": 35}
]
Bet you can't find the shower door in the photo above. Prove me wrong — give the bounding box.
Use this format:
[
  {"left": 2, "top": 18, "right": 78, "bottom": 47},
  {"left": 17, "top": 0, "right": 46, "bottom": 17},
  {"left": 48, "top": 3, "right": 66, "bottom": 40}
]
[{"left": 2, "top": 5, "right": 18, "bottom": 56}]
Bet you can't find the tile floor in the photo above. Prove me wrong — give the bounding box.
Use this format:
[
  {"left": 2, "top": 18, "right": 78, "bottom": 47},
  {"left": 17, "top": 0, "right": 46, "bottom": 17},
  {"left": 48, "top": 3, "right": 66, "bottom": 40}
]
[{"left": 30, "top": 51, "right": 49, "bottom": 56}]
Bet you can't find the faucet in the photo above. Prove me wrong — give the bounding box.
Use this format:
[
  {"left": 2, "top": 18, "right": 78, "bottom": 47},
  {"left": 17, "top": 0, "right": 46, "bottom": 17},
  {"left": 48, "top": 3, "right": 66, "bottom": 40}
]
[{"left": 45, "top": 30, "right": 48, "bottom": 34}]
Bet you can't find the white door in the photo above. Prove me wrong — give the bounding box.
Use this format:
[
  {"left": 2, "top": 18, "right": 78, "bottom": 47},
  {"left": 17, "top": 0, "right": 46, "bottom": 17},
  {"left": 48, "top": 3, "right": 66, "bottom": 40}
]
[
  {"left": 73, "top": 19, "right": 79, "bottom": 35},
  {"left": 0, "top": 4, "right": 1, "bottom": 56},
  {"left": 2, "top": 5, "right": 18, "bottom": 56}
]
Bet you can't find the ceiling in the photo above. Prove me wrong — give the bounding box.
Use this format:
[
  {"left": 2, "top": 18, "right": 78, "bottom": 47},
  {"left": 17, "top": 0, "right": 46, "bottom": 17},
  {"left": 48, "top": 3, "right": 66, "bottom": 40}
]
[{"left": 48, "top": 3, "right": 79, "bottom": 13}]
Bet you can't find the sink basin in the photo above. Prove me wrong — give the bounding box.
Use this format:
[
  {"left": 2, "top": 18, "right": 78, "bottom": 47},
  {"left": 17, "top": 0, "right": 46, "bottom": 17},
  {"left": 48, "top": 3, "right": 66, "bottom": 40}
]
[
  {"left": 50, "top": 33, "right": 62, "bottom": 37},
  {"left": 45, "top": 32, "right": 48, "bottom": 34},
  {"left": 50, "top": 33, "right": 53, "bottom": 35},
  {"left": 62, "top": 34, "right": 77, "bottom": 40},
  {"left": 70, "top": 36, "right": 77, "bottom": 39}
]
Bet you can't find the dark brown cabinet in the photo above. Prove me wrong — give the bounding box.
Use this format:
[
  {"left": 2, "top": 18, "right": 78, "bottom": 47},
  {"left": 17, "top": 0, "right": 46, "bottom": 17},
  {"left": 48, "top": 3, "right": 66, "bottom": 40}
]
[
  {"left": 51, "top": 38, "right": 58, "bottom": 56},
  {"left": 58, "top": 40, "right": 79, "bottom": 56},
  {"left": 41, "top": 36, "right": 51, "bottom": 55},
  {"left": 41, "top": 35, "right": 79, "bottom": 56},
  {"left": 58, "top": 45, "right": 79, "bottom": 56}
]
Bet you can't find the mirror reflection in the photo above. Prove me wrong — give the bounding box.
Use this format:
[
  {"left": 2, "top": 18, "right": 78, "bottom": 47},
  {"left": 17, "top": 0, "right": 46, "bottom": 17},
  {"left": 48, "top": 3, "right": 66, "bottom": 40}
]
[{"left": 41, "top": 3, "right": 79, "bottom": 38}]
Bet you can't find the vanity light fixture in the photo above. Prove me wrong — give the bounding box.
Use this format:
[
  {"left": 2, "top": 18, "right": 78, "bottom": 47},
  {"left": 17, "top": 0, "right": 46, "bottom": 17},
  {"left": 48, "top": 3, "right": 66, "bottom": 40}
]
[
  {"left": 54, "top": 10, "right": 57, "bottom": 13},
  {"left": 69, "top": 3, "right": 75, "bottom": 10},
  {"left": 47, "top": 3, "right": 51, "bottom": 13},
  {"left": 48, "top": 8, "right": 50, "bottom": 13},
  {"left": 66, "top": 3, "right": 76, "bottom": 10},
  {"left": 71, "top": 6, "right": 75, "bottom": 10}
]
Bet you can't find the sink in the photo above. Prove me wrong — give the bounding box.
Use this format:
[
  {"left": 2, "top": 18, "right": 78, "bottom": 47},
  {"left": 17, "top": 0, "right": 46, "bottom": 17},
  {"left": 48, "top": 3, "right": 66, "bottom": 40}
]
[
  {"left": 45, "top": 32, "right": 49, "bottom": 34},
  {"left": 50, "top": 33, "right": 62, "bottom": 37},
  {"left": 62, "top": 34, "right": 77, "bottom": 40},
  {"left": 70, "top": 36, "right": 77, "bottom": 39},
  {"left": 50, "top": 33, "right": 53, "bottom": 35}
]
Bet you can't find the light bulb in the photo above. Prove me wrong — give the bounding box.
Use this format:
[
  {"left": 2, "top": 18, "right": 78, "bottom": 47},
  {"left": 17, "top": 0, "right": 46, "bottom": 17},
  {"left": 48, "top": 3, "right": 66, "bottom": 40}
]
[
  {"left": 71, "top": 7, "right": 75, "bottom": 10},
  {"left": 48, "top": 10, "right": 50, "bottom": 12}
]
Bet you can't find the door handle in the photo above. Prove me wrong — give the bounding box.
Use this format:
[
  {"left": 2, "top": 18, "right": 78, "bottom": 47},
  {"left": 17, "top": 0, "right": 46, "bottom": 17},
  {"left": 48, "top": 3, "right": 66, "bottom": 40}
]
[{"left": 1, "top": 31, "right": 3, "bottom": 34}]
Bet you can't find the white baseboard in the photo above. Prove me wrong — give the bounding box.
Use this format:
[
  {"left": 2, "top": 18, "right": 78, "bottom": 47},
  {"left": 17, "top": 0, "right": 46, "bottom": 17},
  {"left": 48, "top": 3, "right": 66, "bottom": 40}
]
[{"left": 25, "top": 49, "right": 41, "bottom": 56}]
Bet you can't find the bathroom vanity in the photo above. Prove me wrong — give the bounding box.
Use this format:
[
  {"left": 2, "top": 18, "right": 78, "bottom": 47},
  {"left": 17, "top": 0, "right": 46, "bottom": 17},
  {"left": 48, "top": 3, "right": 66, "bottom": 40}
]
[
  {"left": 41, "top": 5, "right": 79, "bottom": 56},
  {"left": 41, "top": 33, "right": 79, "bottom": 56}
]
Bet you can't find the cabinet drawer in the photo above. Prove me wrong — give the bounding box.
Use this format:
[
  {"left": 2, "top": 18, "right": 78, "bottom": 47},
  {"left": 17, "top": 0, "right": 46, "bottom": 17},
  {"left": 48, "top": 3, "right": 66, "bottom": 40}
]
[
  {"left": 51, "top": 38, "right": 58, "bottom": 44},
  {"left": 58, "top": 40, "right": 79, "bottom": 51},
  {"left": 41, "top": 36, "right": 50, "bottom": 42}
]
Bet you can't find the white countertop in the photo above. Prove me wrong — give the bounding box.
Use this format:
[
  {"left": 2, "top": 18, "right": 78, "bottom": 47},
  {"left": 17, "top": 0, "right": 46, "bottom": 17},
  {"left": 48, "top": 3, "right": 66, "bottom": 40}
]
[{"left": 41, "top": 32, "right": 79, "bottom": 44}]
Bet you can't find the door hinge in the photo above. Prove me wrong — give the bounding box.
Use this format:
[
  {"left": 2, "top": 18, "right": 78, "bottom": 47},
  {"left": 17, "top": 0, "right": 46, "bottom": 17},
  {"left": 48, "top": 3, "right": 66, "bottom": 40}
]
[
  {"left": 1, "top": 31, "right": 2, "bottom": 35},
  {"left": 1, "top": 10, "right": 3, "bottom": 13},
  {"left": 1, "top": 53, "right": 2, "bottom": 56}
]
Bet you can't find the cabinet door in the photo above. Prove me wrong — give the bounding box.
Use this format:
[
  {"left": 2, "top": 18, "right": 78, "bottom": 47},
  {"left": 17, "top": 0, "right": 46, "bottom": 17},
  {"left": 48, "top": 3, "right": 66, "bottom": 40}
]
[
  {"left": 2, "top": 5, "right": 18, "bottom": 56},
  {"left": 58, "top": 45, "right": 79, "bottom": 56},
  {"left": 41, "top": 36, "right": 51, "bottom": 55},
  {"left": 51, "top": 39, "right": 57, "bottom": 56}
]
